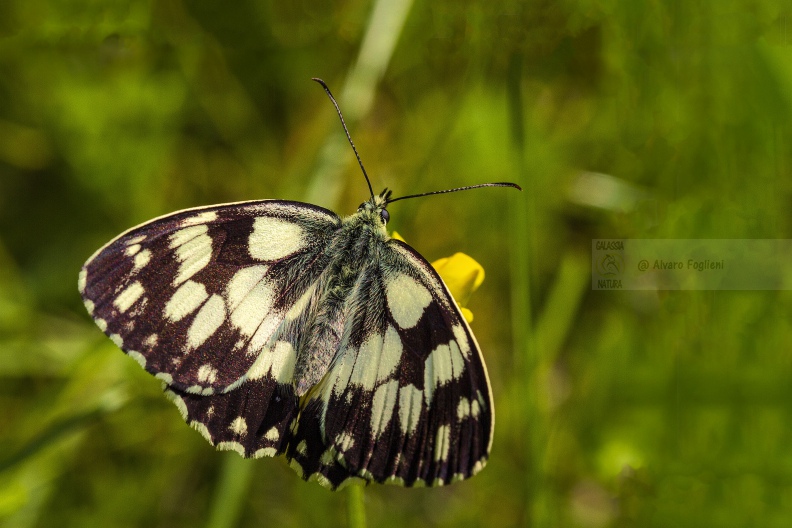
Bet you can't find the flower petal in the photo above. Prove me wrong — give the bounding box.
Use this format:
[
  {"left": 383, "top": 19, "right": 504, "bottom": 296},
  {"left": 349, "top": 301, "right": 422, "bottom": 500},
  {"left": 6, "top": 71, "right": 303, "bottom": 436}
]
[
  {"left": 459, "top": 307, "right": 474, "bottom": 324},
  {"left": 431, "top": 252, "right": 485, "bottom": 307}
]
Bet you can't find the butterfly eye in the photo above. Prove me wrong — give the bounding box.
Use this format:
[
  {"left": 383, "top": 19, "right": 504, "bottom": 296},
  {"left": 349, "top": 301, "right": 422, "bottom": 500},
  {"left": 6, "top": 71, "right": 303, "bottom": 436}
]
[{"left": 380, "top": 209, "right": 390, "bottom": 224}]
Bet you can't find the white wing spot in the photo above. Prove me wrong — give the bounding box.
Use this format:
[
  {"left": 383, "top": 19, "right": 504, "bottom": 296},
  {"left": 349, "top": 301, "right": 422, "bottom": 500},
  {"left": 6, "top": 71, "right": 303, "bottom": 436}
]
[
  {"left": 376, "top": 325, "right": 402, "bottom": 383},
  {"left": 128, "top": 350, "right": 146, "bottom": 368},
  {"left": 247, "top": 315, "right": 282, "bottom": 354},
  {"left": 350, "top": 333, "right": 382, "bottom": 390},
  {"left": 96, "top": 318, "right": 107, "bottom": 332},
  {"left": 289, "top": 459, "right": 305, "bottom": 478},
  {"left": 398, "top": 383, "right": 423, "bottom": 435},
  {"left": 370, "top": 379, "right": 399, "bottom": 439},
  {"left": 311, "top": 474, "right": 333, "bottom": 489},
  {"left": 320, "top": 446, "right": 339, "bottom": 466},
  {"left": 125, "top": 244, "right": 141, "bottom": 257},
  {"left": 133, "top": 249, "right": 151, "bottom": 271},
  {"left": 169, "top": 224, "right": 206, "bottom": 248},
  {"left": 182, "top": 211, "right": 218, "bottom": 226},
  {"left": 114, "top": 281, "right": 145, "bottom": 313},
  {"left": 265, "top": 427, "right": 280, "bottom": 442},
  {"left": 170, "top": 225, "right": 213, "bottom": 286},
  {"left": 217, "top": 441, "right": 245, "bottom": 455},
  {"left": 78, "top": 268, "right": 87, "bottom": 293},
  {"left": 457, "top": 398, "right": 471, "bottom": 420},
  {"left": 190, "top": 419, "right": 212, "bottom": 438},
  {"left": 126, "top": 235, "right": 146, "bottom": 245},
  {"left": 227, "top": 266, "right": 273, "bottom": 336},
  {"left": 229, "top": 416, "right": 248, "bottom": 436},
  {"left": 296, "top": 440, "right": 308, "bottom": 455},
  {"left": 255, "top": 447, "right": 278, "bottom": 458},
  {"left": 246, "top": 341, "right": 296, "bottom": 383},
  {"left": 249, "top": 217, "right": 305, "bottom": 261},
  {"left": 346, "top": 326, "right": 402, "bottom": 390},
  {"left": 471, "top": 399, "right": 481, "bottom": 418},
  {"left": 109, "top": 334, "right": 124, "bottom": 348},
  {"left": 449, "top": 341, "right": 464, "bottom": 378},
  {"left": 227, "top": 266, "right": 269, "bottom": 310},
  {"left": 386, "top": 274, "right": 432, "bottom": 329},
  {"left": 434, "top": 424, "right": 451, "bottom": 462},
  {"left": 425, "top": 341, "right": 466, "bottom": 388},
  {"left": 164, "top": 280, "right": 208, "bottom": 322},
  {"left": 164, "top": 389, "right": 187, "bottom": 419},
  {"left": 144, "top": 334, "right": 158, "bottom": 348},
  {"left": 452, "top": 324, "right": 471, "bottom": 358},
  {"left": 386, "top": 476, "right": 406, "bottom": 486},
  {"left": 187, "top": 294, "right": 226, "bottom": 349},
  {"left": 336, "top": 432, "right": 355, "bottom": 452},
  {"left": 330, "top": 347, "right": 356, "bottom": 397},
  {"left": 197, "top": 364, "right": 218, "bottom": 384},
  {"left": 424, "top": 361, "right": 434, "bottom": 407},
  {"left": 84, "top": 299, "right": 95, "bottom": 315}
]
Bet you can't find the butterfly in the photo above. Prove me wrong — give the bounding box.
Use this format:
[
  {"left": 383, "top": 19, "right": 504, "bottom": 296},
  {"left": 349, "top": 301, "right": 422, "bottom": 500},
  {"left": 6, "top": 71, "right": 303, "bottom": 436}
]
[{"left": 79, "top": 78, "right": 520, "bottom": 489}]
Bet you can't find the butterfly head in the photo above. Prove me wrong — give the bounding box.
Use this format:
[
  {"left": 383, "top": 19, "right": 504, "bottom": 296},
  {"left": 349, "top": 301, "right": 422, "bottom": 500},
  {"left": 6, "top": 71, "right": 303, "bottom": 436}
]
[{"left": 357, "top": 188, "right": 392, "bottom": 226}]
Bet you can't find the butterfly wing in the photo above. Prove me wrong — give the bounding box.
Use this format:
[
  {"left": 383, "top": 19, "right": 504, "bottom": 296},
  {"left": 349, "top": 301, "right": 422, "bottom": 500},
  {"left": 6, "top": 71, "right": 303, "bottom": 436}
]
[
  {"left": 80, "top": 200, "right": 341, "bottom": 455},
  {"left": 288, "top": 239, "right": 494, "bottom": 488}
]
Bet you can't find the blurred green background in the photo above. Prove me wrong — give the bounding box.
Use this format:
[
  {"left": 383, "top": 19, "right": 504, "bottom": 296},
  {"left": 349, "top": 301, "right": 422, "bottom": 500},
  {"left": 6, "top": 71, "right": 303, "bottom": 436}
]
[{"left": 2, "top": 0, "right": 792, "bottom": 526}]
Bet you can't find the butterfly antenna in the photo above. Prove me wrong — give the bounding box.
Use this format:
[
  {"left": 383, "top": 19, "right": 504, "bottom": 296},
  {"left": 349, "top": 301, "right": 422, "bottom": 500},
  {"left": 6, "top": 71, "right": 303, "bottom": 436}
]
[
  {"left": 312, "top": 78, "right": 375, "bottom": 201},
  {"left": 387, "top": 182, "right": 522, "bottom": 204}
]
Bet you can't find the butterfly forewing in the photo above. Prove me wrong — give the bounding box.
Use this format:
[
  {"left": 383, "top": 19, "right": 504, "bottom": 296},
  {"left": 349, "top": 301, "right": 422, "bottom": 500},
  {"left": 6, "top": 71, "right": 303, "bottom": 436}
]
[{"left": 79, "top": 200, "right": 341, "bottom": 394}]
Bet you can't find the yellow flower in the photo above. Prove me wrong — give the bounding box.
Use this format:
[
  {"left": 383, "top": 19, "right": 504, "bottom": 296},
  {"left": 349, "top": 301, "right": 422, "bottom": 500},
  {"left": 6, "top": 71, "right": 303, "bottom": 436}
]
[{"left": 391, "top": 232, "right": 484, "bottom": 323}]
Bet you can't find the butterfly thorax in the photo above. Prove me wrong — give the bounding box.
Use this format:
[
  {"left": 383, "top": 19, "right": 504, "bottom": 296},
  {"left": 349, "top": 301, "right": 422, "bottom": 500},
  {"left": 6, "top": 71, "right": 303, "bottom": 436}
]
[{"left": 342, "top": 204, "right": 388, "bottom": 237}]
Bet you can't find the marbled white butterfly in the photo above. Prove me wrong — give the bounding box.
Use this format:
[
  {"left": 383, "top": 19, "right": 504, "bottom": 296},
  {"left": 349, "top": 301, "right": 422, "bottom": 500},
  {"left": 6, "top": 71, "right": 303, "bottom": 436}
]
[{"left": 79, "top": 79, "right": 520, "bottom": 489}]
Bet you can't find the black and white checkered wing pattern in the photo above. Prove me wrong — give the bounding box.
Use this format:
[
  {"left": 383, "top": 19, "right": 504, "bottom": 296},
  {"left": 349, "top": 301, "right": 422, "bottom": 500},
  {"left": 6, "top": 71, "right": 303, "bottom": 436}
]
[
  {"left": 79, "top": 200, "right": 340, "bottom": 456},
  {"left": 288, "top": 239, "right": 494, "bottom": 488}
]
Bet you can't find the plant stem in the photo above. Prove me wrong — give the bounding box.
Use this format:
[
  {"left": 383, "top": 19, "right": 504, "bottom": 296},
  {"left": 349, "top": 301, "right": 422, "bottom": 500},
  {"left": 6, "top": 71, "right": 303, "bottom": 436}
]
[
  {"left": 205, "top": 453, "right": 254, "bottom": 528},
  {"left": 347, "top": 484, "right": 367, "bottom": 528}
]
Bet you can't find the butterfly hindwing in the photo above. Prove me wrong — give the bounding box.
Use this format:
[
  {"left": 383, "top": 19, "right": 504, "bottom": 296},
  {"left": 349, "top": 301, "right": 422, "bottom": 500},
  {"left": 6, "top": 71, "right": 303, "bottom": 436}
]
[
  {"left": 164, "top": 377, "right": 299, "bottom": 458},
  {"left": 288, "top": 239, "right": 493, "bottom": 488}
]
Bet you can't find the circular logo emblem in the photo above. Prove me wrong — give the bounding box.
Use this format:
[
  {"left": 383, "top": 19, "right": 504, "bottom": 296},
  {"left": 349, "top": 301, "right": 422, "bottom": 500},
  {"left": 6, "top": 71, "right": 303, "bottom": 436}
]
[{"left": 597, "top": 253, "right": 623, "bottom": 277}]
